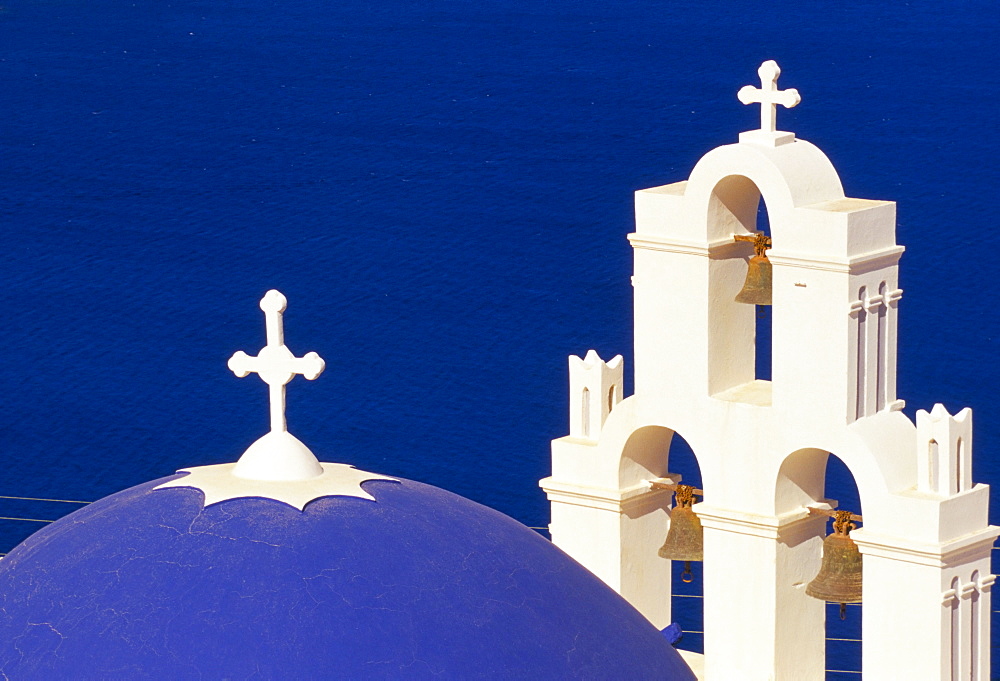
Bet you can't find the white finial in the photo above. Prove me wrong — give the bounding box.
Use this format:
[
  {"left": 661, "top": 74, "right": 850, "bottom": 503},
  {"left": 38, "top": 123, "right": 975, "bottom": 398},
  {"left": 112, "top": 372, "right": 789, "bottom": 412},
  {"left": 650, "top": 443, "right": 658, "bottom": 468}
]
[
  {"left": 737, "top": 60, "right": 801, "bottom": 147},
  {"left": 228, "top": 290, "right": 325, "bottom": 435},
  {"left": 227, "top": 290, "right": 326, "bottom": 481},
  {"left": 154, "top": 289, "right": 399, "bottom": 509}
]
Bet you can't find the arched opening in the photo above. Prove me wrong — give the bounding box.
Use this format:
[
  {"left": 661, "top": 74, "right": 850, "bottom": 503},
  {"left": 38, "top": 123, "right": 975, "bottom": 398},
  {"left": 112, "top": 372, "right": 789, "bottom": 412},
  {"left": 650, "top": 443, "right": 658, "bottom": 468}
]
[
  {"left": 662, "top": 432, "right": 705, "bottom": 655},
  {"left": 970, "top": 570, "right": 980, "bottom": 680},
  {"left": 617, "top": 425, "right": 706, "bottom": 654},
  {"left": 754, "top": 200, "right": 772, "bottom": 381},
  {"left": 581, "top": 387, "right": 591, "bottom": 438},
  {"left": 855, "top": 286, "right": 868, "bottom": 420},
  {"left": 951, "top": 576, "right": 961, "bottom": 681},
  {"left": 956, "top": 437, "right": 964, "bottom": 495},
  {"left": 706, "top": 174, "right": 775, "bottom": 400},
  {"left": 820, "top": 454, "right": 864, "bottom": 679},
  {"left": 775, "top": 448, "right": 867, "bottom": 679},
  {"left": 928, "top": 439, "right": 940, "bottom": 492},
  {"left": 876, "top": 282, "right": 887, "bottom": 411}
]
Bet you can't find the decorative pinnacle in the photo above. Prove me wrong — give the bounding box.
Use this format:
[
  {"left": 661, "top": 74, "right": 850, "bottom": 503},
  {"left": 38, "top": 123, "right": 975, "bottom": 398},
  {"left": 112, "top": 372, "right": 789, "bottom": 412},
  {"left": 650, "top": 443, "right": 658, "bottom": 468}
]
[
  {"left": 154, "top": 289, "right": 401, "bottom": 505},
  {"left": 228, "top": 290, "right": 325, "bottom": 434},
  {"left": 738, "top": 60, "right": 800, "bottom": 134},
  {"left": 227, "top": 290, "right": 326, "bottom": 481}
]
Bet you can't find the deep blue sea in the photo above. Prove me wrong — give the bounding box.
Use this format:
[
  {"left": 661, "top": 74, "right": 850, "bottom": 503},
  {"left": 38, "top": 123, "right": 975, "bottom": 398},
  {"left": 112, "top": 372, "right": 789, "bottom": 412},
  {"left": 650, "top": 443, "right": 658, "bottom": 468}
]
[{"left": 2, "top": 0, "right": 999, "bottom": 676}]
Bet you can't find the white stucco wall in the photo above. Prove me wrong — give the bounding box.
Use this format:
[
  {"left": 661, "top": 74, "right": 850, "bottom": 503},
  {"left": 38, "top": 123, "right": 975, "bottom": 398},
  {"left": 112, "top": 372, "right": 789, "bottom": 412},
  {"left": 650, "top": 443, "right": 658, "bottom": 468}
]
[{"left": 541, "top": 122, "right": 998, "bottom": 680}]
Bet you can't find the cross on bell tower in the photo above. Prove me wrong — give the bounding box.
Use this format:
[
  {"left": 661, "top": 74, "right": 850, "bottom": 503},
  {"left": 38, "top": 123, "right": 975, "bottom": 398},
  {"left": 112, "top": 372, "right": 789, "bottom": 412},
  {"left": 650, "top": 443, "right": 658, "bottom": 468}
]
[{"left": 737, "top": 60, "right": 801, "bottom": 147}]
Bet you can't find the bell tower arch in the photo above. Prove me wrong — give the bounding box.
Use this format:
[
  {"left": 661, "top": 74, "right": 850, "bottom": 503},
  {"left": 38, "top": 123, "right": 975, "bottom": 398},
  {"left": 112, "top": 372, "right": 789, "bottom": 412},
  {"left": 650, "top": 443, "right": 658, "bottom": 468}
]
[{"left": 541, "top": 61, "right": 999, "bottom": 680}]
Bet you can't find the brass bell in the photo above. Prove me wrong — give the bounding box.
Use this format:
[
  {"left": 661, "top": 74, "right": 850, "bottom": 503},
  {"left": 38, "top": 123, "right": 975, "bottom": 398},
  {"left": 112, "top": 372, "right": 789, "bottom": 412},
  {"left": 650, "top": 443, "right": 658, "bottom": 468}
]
[
  {"left": 734, "top": 232, "right": 773, "bottom": 306},
  {"left": 658, "top": 485, "right": 704, "bottom": 583},
  {"left": 806, "top": 510, "right": 862, "bottom": 618}
]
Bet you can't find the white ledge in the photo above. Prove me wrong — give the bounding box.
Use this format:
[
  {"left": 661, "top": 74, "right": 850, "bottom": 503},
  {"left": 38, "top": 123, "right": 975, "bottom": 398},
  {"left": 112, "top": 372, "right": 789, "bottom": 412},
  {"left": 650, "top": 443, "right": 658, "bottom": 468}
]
[{"left": 155, "top": 462, "right": 399, "bottom": 511}]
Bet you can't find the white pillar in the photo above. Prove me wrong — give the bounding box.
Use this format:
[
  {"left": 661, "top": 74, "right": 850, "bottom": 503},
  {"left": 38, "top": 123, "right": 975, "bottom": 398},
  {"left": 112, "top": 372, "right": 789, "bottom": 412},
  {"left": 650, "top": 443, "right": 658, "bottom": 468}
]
[
  {"left": 853, "top": 529, "right": 998, "bottom": 680},
  {"left": 540, "top": 477, "right": 674, "bottom": 628},
  {"left": 568, "top": 351, "right": 624, "bottom": 441},
  {"left": 698, "top": 505, "right": 826, "bottom": 681}
]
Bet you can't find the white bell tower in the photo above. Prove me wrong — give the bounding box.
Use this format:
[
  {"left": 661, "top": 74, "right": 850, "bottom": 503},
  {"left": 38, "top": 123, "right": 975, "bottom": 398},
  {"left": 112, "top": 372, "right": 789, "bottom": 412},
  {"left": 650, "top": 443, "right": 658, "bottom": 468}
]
[{"left": 540, "top": 61, "right": 999, "bottom": 680}]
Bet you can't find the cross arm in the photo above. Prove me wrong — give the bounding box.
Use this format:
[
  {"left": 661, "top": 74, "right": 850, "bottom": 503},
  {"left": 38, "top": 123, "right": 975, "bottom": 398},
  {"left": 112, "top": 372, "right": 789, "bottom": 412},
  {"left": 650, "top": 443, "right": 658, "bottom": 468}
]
[{"left": 228, "top": 350, "right": 256, "bottom": 378}]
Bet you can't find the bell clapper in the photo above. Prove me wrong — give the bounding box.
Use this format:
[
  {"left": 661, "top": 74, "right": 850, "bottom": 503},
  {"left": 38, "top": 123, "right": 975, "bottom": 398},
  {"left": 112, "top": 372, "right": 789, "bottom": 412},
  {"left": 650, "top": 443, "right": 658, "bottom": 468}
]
[
  {"left": 681, "top": 562, "right": 694, "bottom": 583},
  {"left": 839, "top": 602, "right": 847, "bottom": 620}
]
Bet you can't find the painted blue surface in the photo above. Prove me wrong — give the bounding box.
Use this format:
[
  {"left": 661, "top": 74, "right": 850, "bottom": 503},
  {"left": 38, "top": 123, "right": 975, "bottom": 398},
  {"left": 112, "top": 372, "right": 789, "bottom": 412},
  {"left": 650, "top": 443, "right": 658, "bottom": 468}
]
[
  {"left": 1, "top": 0, "right": 999, "bottom": 676},
  {"left": 0, "top": 475, "right": 695, "bottom": 680}
]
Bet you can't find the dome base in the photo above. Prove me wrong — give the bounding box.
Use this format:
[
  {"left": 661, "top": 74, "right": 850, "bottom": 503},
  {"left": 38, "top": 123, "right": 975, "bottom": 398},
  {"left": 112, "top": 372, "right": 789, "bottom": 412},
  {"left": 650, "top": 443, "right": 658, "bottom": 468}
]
[
  {"left": 233, "top": 430, "right": 324, "bottom": 481},
  {"left": 154, "top": 461, "right": 399, "bottom": 510}
]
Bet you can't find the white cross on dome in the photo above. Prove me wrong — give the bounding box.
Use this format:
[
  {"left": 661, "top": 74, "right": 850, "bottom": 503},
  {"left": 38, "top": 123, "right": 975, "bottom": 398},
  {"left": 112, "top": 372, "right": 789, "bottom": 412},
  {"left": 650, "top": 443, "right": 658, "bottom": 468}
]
[
  {"left": 228, "top": 289, "right": 326, "bottom": 436},
  {"left": 156, "top": 290, "right": 398, "bottom": 509}
]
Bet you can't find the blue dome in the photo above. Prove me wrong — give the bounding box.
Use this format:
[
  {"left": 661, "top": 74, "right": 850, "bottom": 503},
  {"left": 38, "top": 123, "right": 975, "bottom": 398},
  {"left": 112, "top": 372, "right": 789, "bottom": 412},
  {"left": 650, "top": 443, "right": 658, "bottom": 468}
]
[{"left": 0, "top": 474, "right": 695, "bottom": 680}]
